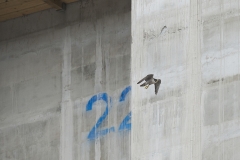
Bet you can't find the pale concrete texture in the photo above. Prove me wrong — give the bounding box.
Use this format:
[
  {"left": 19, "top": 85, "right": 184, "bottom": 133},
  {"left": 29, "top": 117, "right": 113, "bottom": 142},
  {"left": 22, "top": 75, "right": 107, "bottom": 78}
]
[
  {"left": 0, "top": 0, "right": 131, "bottom": 160},
  {"left": 0, "top": 0, "right": 239, "bottom": 159},
  {"left": 131, "top": 0, "right": 240, "bottom": 160}
]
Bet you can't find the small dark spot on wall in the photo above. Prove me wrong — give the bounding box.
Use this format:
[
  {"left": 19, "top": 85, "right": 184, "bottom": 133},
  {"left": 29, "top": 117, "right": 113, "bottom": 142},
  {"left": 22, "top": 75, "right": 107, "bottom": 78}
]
[
  {"left": 208, "top": 79, "right": 219, "bottom": 84},
  {"left": 56, "top": 105, "right": 61, "bottom": 112},
  {"left": 84, "top": 63, "right": 96, "bottom": 79},
  {"left": 207, "top": 78, "right": 224, "bottom": 84},
  {"left": 160, "top": 26, "right": 167, "bottom": 34}
]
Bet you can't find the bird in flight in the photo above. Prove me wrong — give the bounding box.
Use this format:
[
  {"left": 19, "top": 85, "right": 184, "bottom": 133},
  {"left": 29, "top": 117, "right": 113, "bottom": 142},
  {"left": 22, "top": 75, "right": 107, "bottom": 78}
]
[{"left": 137, "top": 74, "right": 161, "bottom": 95}]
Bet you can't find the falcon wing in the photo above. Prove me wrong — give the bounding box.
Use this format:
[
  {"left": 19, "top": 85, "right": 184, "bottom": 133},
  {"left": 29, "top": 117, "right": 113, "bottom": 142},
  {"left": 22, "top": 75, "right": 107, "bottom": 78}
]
[
  {"left": 137, "top": 74, "right": 154, "bottom": 84},
  {"left": 154, "top": 80, "right": 161, "bottom": 95}
]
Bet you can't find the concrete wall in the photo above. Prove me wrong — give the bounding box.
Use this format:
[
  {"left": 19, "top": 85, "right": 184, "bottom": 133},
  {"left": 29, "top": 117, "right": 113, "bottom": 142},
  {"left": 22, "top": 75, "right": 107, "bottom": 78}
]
[
  {"left": 1, "top": 0, "right": 240, "bottom": 160},
  {"left": 0, "top": 0, "right": 131, "bottom": 160},
  {"left": 131, "top": 0, "right": 240, "bottom": 160}
]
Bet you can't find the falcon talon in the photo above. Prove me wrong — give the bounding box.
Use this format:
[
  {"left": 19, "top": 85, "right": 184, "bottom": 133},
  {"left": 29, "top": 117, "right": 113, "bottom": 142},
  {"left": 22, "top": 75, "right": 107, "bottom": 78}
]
[
  {"left": 137, "top": 74, "right": 161, "bottom": 95},
  {"left": 145, "top": 84, "right": 149, "bottom": 89}
]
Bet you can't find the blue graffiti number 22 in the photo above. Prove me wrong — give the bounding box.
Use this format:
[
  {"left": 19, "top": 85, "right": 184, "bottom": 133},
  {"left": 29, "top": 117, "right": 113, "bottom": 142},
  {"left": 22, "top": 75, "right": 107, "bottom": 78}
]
[
  {"left": 86, "top": 86, "right": 131, "bottom": 140},
  {"left": 86, "top": 93, "right": 114, "bottom": 140}
]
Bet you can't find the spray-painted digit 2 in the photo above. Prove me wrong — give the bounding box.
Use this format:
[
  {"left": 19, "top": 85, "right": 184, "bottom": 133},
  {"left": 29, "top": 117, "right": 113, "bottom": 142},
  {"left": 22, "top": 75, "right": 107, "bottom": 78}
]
[
  {"left": 86, "top": 93, "right": 114, "bottom": 140},
  {"left": 119, "top": 112, "right": 131, "bottom": 131},
  {"left": 118, "top": 86, "right": 131, "bottom": 131},
  {"left": 119, "top": 86, "right": 131, "bottom": 102}
]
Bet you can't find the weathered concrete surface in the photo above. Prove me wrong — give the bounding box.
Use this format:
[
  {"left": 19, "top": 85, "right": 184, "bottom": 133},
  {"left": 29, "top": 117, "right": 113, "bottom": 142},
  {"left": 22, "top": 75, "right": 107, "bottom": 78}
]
[
  {"left": 1, "top": 0, "right": 239, "bottom": 159},
  {"left": 0, "top": 0, "right": 131, "bottom": 160},
  {"left": 131, "top": 0, "right": 240, "bottom": 160}
]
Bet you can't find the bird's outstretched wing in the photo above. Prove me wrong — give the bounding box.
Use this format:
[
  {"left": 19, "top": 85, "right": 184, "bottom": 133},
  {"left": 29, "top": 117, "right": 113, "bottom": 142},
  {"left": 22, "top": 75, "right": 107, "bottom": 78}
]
[
  {"left": 137, "top": 74, "right": 154, "bottom": 84},
  {"left": 154, "top": 79, "right": 161, "bottom": 95}
]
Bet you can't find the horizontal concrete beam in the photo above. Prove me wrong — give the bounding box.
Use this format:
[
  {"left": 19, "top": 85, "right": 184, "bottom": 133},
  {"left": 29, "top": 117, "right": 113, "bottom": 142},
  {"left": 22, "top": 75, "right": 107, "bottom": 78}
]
[{"left": 43, "top": 0, "right": 66, "bottom": 10}]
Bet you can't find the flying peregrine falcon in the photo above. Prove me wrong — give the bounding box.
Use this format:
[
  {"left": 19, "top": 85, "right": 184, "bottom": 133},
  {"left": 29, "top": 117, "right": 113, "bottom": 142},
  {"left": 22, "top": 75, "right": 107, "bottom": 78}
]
[{"left": 137, "top": 74, "right": 161, "bottom": 95}]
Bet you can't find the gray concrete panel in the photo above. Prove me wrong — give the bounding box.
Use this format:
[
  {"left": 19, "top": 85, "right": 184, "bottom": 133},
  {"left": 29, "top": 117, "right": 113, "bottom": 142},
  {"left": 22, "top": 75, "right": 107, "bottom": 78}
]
[
  {"left": 132, "top": 0, "right": 240, "bottom": 160},
  {"left": 0, "top": 86, "right": 13, "bottom": 122},
  {"left": 0, "top": 0, "right": 130, "bottom": 160}
]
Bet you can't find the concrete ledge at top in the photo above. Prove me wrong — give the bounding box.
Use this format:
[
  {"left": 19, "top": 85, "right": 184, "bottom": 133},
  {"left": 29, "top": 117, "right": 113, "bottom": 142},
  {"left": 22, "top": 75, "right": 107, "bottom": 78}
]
[
  {"left": 57, "top": 2, "right": 67, "bottom": 12},
  {"left": 43, "top": 0, "right": 67, "bottom": 11},
  {"left": 0, "top": 0, "right": 131, "bottom": 42}
]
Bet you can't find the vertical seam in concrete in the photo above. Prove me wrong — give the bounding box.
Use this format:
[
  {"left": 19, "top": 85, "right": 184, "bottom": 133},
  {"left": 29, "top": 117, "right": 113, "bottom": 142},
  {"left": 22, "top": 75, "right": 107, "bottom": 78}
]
[
  {"left": 218, "top": 0, "right": 224, "bottom": 159},
  {"left": 238, "top": 0, "right": 240, "bottom": 127},
  {"left": 60, "top": 26, "right": 73, "bottom": 160},
  {"left": 94, "top": 20, "right": 102, "bottom": 160},
  {"left": 183, "top": 0, "right": 202, "bottom": 159}
]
